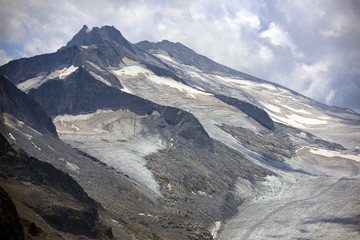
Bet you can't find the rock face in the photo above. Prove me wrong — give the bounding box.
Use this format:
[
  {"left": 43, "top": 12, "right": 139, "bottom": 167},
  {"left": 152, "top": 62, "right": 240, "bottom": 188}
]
[
  {"left": 215, "top": 94, "right": 275, "bottom": 130},
  {"left": 64, "top": 25, "right": 134, "bottom": 52},
  {"left": 28, "top": 66, "right": 154, "bottom": 116},
  {"left": 0, "top": 75, "right": 57, "bottom": 137},
  {"left": 0, "top": 46, "right": 81, "bottom": 85},
  {"left": 0, "top": 186, "right": 24, "bottom": 240},
  {"left": 0, "top": 133, "right": 110, "bottom": 239}
]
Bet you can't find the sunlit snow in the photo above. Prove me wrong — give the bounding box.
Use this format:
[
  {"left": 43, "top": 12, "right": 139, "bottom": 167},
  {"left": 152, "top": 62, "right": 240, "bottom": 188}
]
[
  {"left": 17, "top": 65, "right": 78, "bottom": 92},
  {"left": 309, "top": 147, "right": 360, "bottom": 162},
  {"left": 8, "top": 133, "right": 16, "bottom": 141},
  {"left": 112, "top": 65, "right": 211, "bottom": 96},
  {"left": 66, "top": 161, "right": 80, "bottom": 172},
  {"left": 260, "top": 102, "right": 281, "bottom": 113}
]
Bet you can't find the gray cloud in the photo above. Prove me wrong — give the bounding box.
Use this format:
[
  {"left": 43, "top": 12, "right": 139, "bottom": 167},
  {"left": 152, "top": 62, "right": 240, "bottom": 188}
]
[{"left": 0, "top": 0, "right": 359, "bottom": 111}]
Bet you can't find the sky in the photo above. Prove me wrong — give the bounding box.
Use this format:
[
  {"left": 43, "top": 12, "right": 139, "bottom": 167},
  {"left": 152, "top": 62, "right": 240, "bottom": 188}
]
[{"left": 0, "top": 0, "right": 359, "bottom": 111}]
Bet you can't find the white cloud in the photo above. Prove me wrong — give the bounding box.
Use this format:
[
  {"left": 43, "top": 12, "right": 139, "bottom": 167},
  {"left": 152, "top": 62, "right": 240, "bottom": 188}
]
[
  {"left": 0, "top": 49, "right": 12, "bottom": 65},
  {"left": 227, "top": 9, "right": 261, "bottom": 30},
  {"left": 274, "top": 60, "right": 336, "bottom": 105},
  {"left": 258, "top": 45, "right": 273, "bottom": 62},
  {"left": 325, "top": 90, "right": 336, "bottom": 104},
  {"left": 260, "top": 22, "right": 292, "bottom": 48}
]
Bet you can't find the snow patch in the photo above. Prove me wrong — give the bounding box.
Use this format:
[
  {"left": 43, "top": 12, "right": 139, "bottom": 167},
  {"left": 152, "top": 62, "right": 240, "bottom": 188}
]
[
  {"left": 17, "top": 65, "right": 78, "bottom": 92},
  {"left": 54, "top": 109, "right": 113, "bottom": 123},
  {"left": 210, "top": 221, "right": 221, "bottom": 239},
  {"left": 198, "top": 191, "right": 212, "bottom": 198},
  {"left": 66, "top": 161, "right": 80, "bottom": 172},
  {"left": 269, "top": 113, "right": 305, "bottom": 129},
  {"left": 8, "top": 133, "right": 16, "bottom": 141},
  {"left": 283, "top": 105, "right": 312, "bottom": 115},
  {"left": 120, "top": 86, "right": 132, "bottom": 94},
  {"left": 89, "top": 71, "right": 111, "bottom": 86},
  {"left": 287, "top": 114, "right": 327, "bottom": 125},
  {"left": 112, "top": 65, "right": 149, "bottom": 77},
  {"left": 269, "top": 112, "right": 327, "bottom": 129},
  {"left": 58, "top": 65, "right": 78, "bottom": 79},
  {"left": 309, "top": 147, "right": 360, "bottom": 162},
  {"left": 47, "top": 145, "right": 55, "bottom": 151},
  {"left": 31, "top": 142, "right": 41, "bottom": 151},
  {"left": 154, "top": 53, "right": 177, "bottom": 63},
  {"left": 260, "top": 102, "right": 281, "bottom": 113},
  {"left": 113, "top": 65, "right": 211, "bottom": 97},
  {"left": 86, "top": 61, "right": 104, "bottom": 71}
]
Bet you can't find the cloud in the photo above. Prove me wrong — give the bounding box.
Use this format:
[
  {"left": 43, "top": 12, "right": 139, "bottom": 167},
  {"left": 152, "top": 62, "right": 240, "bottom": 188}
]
[
  {"left": 0, "top": 0, "right": 359, "bottom": 110},
  {"left": 260, "top": 22, "right": 292, "bottom": 48},
  {"left": 0, "top": 50, "right": 12, "bottom": 65}
]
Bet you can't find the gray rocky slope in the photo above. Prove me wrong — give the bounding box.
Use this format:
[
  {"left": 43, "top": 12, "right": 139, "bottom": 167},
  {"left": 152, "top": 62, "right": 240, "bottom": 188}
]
[{"left": 0, "top": 25, "right": 359, "bottom": 239}]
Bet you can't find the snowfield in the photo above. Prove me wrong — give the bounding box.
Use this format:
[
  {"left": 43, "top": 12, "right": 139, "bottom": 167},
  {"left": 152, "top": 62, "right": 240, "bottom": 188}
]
[
  {"left": 112, "top": 63, "right": 212, "bottom": 97},
  {"left": 17, "top": 65, "right": 78, "bottom": 92},
  {"left": 307, "top": 147, "right": 360, "bottom": 162},
  {"left": 54, "top": 109, "right": 166, "bottom": 198}
]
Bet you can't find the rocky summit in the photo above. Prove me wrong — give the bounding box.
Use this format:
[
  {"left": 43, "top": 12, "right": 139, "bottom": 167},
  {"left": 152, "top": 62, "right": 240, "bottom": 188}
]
[{"left": 0, "top": 25, "right": 359, "bottom": 239}]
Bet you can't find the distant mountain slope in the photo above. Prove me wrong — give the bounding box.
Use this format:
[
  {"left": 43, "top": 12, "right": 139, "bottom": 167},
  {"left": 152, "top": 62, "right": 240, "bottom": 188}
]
[{"left": 136, "top": 39, "right": 274, "bottom": 83}]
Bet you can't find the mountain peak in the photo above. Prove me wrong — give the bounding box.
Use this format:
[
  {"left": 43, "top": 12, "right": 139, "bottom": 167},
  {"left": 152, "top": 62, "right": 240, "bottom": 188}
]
[
  {"left": 81, "top": 24, "right": 90, "bottom": 33},
  {"left": 65, "top": 25, "right": 130, "bottom": 49}
]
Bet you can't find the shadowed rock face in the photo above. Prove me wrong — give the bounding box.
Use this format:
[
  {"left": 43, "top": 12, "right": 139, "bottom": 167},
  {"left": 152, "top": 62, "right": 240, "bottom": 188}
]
[
  {"left": 215, "top": 94, "right": 275, "bottom": 130},
  {"left": 156, "top": 105, "right": 213, "bottom": 150},
  {"left": 0, "top": 46, "right": 81, "bottom": 85},
  {"left": 0, "top": 76, "right": 58, "bottom": 137},
  {"left": 0, "top": 186, "right": 24, "bottom": 240},
  {"left": 0, "top": 133, "right": 109, "bottom": 239},
  {"left": 28, "top": 67, "right": 155, "bottom": 116}
]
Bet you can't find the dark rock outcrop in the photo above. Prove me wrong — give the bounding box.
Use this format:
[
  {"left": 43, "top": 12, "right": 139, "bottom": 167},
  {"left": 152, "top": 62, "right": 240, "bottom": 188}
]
[
  {"left": 216, "top": 94, "right": 275, "bottom": 130},
  {"left": 0, "top": 46, "right": 81, "bottom": 85},
  {"left": 0, "top": 76, "right": 58, "bottom": 137},
  {"left": 28, "top": 67, "right": 154, "bottom": 116},
  {"left": 155, "top": 105, "right": 213, "bottom": 150},
  {"left": 0, "top": 133, "right": 108, "bottom": 238},
  {"left": 0, "top": 186, "right": 24, "bottom": 240}
]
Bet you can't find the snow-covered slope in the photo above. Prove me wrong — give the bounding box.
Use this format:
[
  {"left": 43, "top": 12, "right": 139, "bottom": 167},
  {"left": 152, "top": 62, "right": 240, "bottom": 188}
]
[{"left": 151, "top": 50, "right": 360, "bottom": 150}]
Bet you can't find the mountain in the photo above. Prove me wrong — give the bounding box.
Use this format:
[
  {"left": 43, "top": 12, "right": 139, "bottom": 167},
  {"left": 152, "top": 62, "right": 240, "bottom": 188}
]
[{"left": 0, "top": 25, "right": 359, "bottom": 239}]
